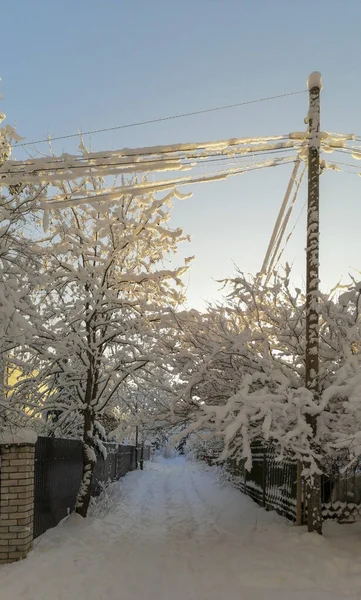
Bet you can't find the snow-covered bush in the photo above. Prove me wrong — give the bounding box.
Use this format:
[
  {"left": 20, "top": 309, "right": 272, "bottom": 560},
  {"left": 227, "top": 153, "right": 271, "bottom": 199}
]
[
  {"left": 169, "top": 269, "right": 361, "bottom": 486},
  {"left": 185, "top": 433, "right": 224, "bottom": 464}
]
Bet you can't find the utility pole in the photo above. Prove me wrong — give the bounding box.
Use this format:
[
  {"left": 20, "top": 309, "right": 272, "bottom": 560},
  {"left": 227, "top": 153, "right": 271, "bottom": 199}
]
[{"left": 305, "top": 71, "right": 322, "bottom": 534}]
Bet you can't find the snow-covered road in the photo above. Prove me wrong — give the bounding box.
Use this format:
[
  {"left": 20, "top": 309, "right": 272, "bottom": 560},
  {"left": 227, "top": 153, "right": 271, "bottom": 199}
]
[{"left": 1, "top": 457, "right": 361, "bottom": 600}]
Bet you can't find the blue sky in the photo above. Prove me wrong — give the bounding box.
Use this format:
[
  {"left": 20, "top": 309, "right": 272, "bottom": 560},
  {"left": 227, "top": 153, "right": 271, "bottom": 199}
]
[{"left": 2, "top": 0, "right": 361, "bottom": 308}]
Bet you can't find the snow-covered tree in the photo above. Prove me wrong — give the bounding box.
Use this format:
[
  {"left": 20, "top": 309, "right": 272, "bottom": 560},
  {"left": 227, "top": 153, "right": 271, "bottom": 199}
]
[
  {"left": 168, "top": 269, "right": 361, "bottom": 533},
  {"left": 9, "top": 176, "right": 191, "bottom": 515},
  {"left": 0, "top": 113, "right": 46, "bottom": 423}
]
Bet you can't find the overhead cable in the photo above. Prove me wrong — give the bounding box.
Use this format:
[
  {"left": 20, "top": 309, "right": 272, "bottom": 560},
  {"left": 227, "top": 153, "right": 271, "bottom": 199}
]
[{"left": 11, "top": 90, "right": 307, "bottom": 149}]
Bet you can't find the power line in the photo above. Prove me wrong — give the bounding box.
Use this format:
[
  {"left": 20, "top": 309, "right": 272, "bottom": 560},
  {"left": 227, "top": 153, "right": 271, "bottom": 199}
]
[
  {"left": 2, "top": 146, "right": 297, "bottom": 177},
  {"left": 323, "top": 162, "right": 361, "bottom": 175},
  {"left": 12, "top": 90, "right": 307, "bottom": 149},
  {"left": 1, "top": 141, "right": 300, "bottom": 186},
  {"left": 261, "top": 160, "right": 301, "bottom": 276},
  {"left": 263, "top": 162, "right": 306, "bottom": 283},
  {"left": 329, "top": 147, "right": 361, "bottom": 157},
  {"left": 191, "top": 147, "right": 297, "bottom": 168},
  {"left": 268, "top": 165, "right": 306, "bottom": 279},
  {"left": 326, "top": 159, "right": 361, "bottom": 169},
  {"left": 48, "top": 158, "right": 295, "bottom": 208},
  {"left": 12, "top": 133, "right": 292, "bottom": 163}
]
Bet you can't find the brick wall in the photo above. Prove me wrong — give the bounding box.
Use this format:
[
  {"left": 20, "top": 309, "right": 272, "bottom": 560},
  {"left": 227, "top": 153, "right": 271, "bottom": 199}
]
[{"left": 0, "top": 444, "right": 35, "bottom": 563}]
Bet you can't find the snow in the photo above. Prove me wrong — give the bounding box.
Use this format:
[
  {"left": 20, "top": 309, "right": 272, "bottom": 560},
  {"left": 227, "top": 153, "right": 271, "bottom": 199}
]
[
  {"left": 85, "top": 446, "right": 97, "bottom": 463},
  {"left": 94, "top": 420, "right": 106, "bottom": 439},
  {"left": 0, "top": 427, "right": 38, "bottom": 445},
  {"left": 307, "top": 71, "right": 323, "bottom": 90},
  {"left": 0, "top": 136, "right": 300, "bottom": 188},
  {"left": 1, "top": 457, "right": 361, "bottom": 600},
  {"left": 48, "top": 156, "right": 294, "bottom": 208}
]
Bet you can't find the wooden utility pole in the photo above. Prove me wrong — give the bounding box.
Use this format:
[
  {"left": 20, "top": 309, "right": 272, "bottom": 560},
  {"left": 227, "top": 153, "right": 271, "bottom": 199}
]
[{"left": 305, "top": 71, "right": 322, "bottom": 534}]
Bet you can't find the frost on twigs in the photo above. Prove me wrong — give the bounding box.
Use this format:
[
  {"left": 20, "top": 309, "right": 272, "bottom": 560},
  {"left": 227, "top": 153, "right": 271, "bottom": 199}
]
[
  {"left": 5, "top": 165, "right": 191, "bottom": 516},
  {"left": 0, "top": 427, "right": 37, "bottom": 445},
  {"left": 0, "top": 111, "right": 44, "bottom": 429}
]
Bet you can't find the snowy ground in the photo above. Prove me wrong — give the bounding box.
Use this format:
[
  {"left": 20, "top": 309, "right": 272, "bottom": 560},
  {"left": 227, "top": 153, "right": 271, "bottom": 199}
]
[{"left": 1, "top": 457, "right": 361, "bottom": 600}]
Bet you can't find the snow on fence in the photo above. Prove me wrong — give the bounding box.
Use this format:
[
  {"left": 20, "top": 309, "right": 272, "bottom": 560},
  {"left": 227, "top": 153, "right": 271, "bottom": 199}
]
[
  {"left": 33, "top": 437, "right": 151, "bottom": 538},
  {"left": 225, "top": 442, "right": 361, "bottom": 523},
  {"left": 226, "top": 442, "right": 297, "bottom": 521},
  {"left": 320, "top": 466, "right": 361, "bottom": 522}
]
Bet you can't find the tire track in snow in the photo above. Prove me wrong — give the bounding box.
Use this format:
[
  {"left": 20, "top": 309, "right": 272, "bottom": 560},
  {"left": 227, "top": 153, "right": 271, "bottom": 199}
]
[
  {"left": 160, "top": 461, "right": 230, "bottom": 541},
  {"left": 181, "top": 464, "right": 226, "bottom": 539},
  {"left": 162, "top": 464, "right": 200, "bottom": 538},
  {"left": 187, "top": 466, "right": 233, "bottom": 533},
  {"left": 186, "top": 464, "right": 251, "bottom": 542},
  {"left": 101, "top": 468, "right": 166, "bottom": 539}
]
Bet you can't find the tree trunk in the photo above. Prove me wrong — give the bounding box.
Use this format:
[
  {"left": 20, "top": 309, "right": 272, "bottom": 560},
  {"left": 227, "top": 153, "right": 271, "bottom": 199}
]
[
  {"left": 76, "top": 408, "right": 96, "bottom": 518},
  {"left": 296, "top": 460, "right": 303, "bottom": 526},
  {"left": 0, "top": 355, "right": 7, "bottom": 425},
  {"left": 306, "top": 473, "right": 322, "bottom": 534},
  {"left": 134, "top": 425, "right": 139, "bottom": 470},
  {"left": 140, "top": 443, "right": 144, "bottom": 471}
]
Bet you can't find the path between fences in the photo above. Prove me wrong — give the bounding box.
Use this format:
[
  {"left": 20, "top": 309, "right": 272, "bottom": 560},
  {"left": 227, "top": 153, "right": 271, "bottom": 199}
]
[{"left": 1, "top": 457, "right": 361, "bottom": 600}]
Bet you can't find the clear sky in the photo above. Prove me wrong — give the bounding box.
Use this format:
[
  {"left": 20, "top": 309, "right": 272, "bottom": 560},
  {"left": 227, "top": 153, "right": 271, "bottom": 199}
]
[{"left": 2, "top": 0, "right": 361, "bottom": 308}]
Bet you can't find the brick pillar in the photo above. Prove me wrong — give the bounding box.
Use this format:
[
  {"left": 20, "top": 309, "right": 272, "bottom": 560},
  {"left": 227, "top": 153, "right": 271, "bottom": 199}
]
[{"left": 0, "top": 443, "right": 35, "bottom": 563}]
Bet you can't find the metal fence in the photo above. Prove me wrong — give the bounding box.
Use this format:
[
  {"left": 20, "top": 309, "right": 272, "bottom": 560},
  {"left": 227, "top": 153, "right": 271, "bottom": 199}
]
[
  {"left": 321, "top": 464, "right": 361, "bottom": 522},
  {"left": 92, "top": 443, "right": 151, "bottom": 494},
  {"left": 34, "top": 437, "right": 83, "bottom": 539},
  {"left": 227, "top": 442, "right": 297, "bottom": 521},
  {"left": 34, "top": 437, "right": 151, "bottom": 538},
  {"left": 226, "top": 442, "right": 361, "bottom": 523}
]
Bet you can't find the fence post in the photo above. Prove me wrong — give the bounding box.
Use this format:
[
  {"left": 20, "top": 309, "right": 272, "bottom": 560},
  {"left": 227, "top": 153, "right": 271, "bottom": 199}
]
[
  {"left": 296, "top": 460, "right": 303, "bottom": 525},
  {"left": 0, "top": 429, "right": 37, "bottom": 564},
  {"left": 262, "top": 448, "right": 267, "bottom": 507}
]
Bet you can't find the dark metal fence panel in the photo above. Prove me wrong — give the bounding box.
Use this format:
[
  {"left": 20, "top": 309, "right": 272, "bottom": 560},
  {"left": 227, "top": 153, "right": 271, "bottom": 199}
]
[
  {"left": 265, "top": 447, "right": 297, "bottom": 520},
  {"left": 116, "top": 446, "right": 134, "bottom": 478},
  {"left": 226, "top": 458, "right": 245, "bottom": 491},
  {"left": 226, "top": 443, "right": 361, "bottom": 523},
  {"left": 226, "top": 442, "right": 297, "bottom": 521},
  {"left": 91, "top": 444, "right": 117, "bottom": 496},
  {"left": 321, "top": 466, "right": 361, "bottom": 522},
  {"left": 34, "top": 438, "right": 152, "bottom": 538},
  {"left": 91, "top": 445, "right": 136, "bottom": 495},
  {"left": 118, "top": 445, "right": 136, "bottom": 475},
  {"left": 244, "top": 443, "right": 265, "bottom": 506},
  {"left": 34, "top": 437, "right": 83, "bottom": 539}
]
